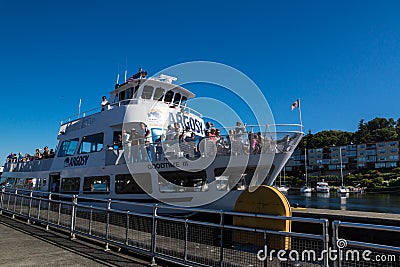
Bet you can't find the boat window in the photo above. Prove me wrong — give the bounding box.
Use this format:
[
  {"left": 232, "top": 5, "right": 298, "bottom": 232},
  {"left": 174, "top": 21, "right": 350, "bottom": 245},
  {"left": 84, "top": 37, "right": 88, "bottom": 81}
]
[
  {"left": 57, "top": 138, "right": 79, "bottom": 157},
  {"left": 214, "top": 167, "right": 255, "bottom": 190},
  {"left": 83, "top": 176, "right": 110, "bottom": 193},
  {"left": 15, "top": 178, "right": 24, "bottom": 188},
  {"left": 158, "top": 171, "right": 206, "bottom": 193},
  {"left": 25, "top": 178, "right": 35, "bottom": 189},
  {"left": 78, "top": 133, "right": 104, "bottom": 154},
  {"left": 164, "top": 91, "right": 174, "bottom": 103},
  {"left": 115, "top": 173, "right": 152, "bottom": 194},
  {"left": 153, "top": 87, "right": 165, "bottom": 101},
  {"left": 173, "top": 93, "right": 181, "bottom": 106},
  {"left": 181, "top": 96, "right": 187, "bottom": 107},
  {"left": 141, "top": 85, "right": 154, "bottom": 100},
  {"left": 5, "top": 177, "right": 16, "bottom": 188},
  {"left": 61, "top": 177, "right": 80, "bottom": 193}
]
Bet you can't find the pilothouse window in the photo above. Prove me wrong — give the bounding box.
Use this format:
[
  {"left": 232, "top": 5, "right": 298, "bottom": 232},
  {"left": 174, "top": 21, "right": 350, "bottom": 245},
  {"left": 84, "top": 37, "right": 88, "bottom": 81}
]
[
  {"left": 173, "top": 93, "right": 181, "bottom": 106},
  {"left": 58, "top": 138, "right": 79, "bottom": 157},
  {"left": 153, "top": 87, "right": 164, "bottom": 101},
  {"left": 164, "top": 91, "right": 174, "bottom": 103},
  {"left": 79, "top": 133, "right": 104, "bottom": 154},
  {"left": 141, "top": 85, "right": 154, "bottom": 100},
  {"left": 181, "top": 96, "right": 187, "bottom": 107}
]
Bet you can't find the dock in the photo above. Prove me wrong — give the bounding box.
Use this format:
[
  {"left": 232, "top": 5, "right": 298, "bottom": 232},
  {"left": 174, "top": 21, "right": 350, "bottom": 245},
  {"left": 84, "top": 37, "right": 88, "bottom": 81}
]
[
  {"left": 1, "top": 189, "right": 400, "bottom": 267},
  {"left": 0, "top": 215, "right": 154, "bottom": 267}
]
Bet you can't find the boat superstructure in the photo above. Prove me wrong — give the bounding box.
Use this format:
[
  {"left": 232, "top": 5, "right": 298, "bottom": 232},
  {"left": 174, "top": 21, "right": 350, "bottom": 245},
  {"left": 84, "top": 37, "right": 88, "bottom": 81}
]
[
  {"left": 2, "top": 70, "right": 303, "bottom": 211},
  {"left": 316, "top": 182, "right": 330, "bottom": 193}
]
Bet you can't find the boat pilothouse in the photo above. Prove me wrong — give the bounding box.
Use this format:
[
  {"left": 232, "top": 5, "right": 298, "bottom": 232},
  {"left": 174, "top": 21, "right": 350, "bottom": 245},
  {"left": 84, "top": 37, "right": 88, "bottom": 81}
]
[{"left": 2, "top": 68, "right": 304, "bottom": 211}]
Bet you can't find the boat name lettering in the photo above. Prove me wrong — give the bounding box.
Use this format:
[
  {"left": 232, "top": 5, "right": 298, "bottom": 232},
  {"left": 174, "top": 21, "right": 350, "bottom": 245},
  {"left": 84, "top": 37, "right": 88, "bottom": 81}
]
[
  {"left": 148, "top": 161, "right": 188, "bottom": 169},
  {"left": 64, "top": 155, "right": 89, "bottom": 167},
  {"left": 169, "top": 112, "right": 203, "bottom": 134}
]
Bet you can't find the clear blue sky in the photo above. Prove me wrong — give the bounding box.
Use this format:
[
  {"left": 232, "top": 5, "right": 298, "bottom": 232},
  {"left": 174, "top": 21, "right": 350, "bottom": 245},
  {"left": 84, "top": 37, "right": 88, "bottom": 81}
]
[{"left": 1, "top": 0, "right": 400, "bottom": 162}]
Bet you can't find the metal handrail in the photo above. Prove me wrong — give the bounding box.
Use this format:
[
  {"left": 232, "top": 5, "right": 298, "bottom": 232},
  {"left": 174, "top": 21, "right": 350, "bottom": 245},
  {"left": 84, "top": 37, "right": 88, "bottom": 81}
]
[{"left": 0, "top": 188, "right": 330, "bottom": 267}]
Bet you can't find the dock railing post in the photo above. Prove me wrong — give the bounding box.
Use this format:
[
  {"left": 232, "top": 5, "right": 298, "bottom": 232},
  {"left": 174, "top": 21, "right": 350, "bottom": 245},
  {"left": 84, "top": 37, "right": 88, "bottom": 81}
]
[
  {"left": 27, "top": 190, "right": 33, "bottom": 224},
  {"left": 105, "top": 199, "right": 111, "bottom": 251},
  {"left": 0, "top": 187, "right": 4, "bottom": 215},
  {"left": 150, "top": 204, "right": 158, "bottom": 266},
  {"left": 321, "top": 219, "right": 329, "bottom": 267},
  {"left": 46, "top": 193, "right": 51, "bottom": 231},
  {"left": 184, "top": 218, "right": 188, "bottom": 263},
  {"left": 125, "top": 211, "right": 130, "bottom": 245},
  {"left": 219, "top": 210, "right": 224, "bottom": 267},
  {"left": 12, "top": 189, "right": 17, "bottom": 219},
  {"left": 332, "top": 220, "right": 341, "bottom": 267},
  {"left": 70, "top": 195, "right": 77, "bottom": 240}
]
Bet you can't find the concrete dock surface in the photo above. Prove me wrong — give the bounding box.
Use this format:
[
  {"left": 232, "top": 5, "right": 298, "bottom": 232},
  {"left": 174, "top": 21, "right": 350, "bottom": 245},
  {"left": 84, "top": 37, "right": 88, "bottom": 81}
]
[{"left": 0, "top": 215, "right": 153, "bottom": 267}]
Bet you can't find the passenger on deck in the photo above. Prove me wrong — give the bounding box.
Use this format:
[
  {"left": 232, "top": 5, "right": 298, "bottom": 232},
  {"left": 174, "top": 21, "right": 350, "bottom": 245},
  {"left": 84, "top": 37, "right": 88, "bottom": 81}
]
[
  {"left": 138, "top": 122, "right": 147, "bottom": 137},
  {"left": 34, "top": 149, "right": 42, "bottom": 160},
  {"left": 235, "top": 121, "right": 246, "bottom": 140},
  {"left": 130, "top": 128, "right": 140, "bottom": 163},
  {"left": 49, "top": 149, "right": 55, "bottom": 158},
  {"left": 180, "top": 126, "right": 192, "bottom": 141},
  {"left": 43, "top": 146, "right": 51, "bottom": 158},
  {"left": 204, "top": 122, "right": 211, "bottom": 137},
  {"left": 166, "top": 125, "right": 175, "bottom": 140},
  {"left": 173, "top": 122, "right": 181, "bottom": 139},
  {"left": 114, "top": 134, "right": 123, "bottom": 149},
  {"left": 144, "top": 129, "right": 153, "bottom": 161},
  {"left": 101, "top": 96, "right": 109, "bottom": 111},
  {"left": 25, "top": 153, "right": 32, "bottom": 162},
  {"left": 18, "top": 153, "right": 24, "bottom": 162},
  {"left": 154, "top": 134, "right": 165, "bottom": 161},
  {"left": 7, "top": 152, "right": 13, "bottom": 163},
  {"left": 122, "top": 130, "right": 130, "bottom": 146}
]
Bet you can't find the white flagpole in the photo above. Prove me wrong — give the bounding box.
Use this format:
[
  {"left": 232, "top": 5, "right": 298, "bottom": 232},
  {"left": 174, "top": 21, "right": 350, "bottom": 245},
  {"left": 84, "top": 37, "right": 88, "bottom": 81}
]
[
  {"left": 298, "top": 98, "right": 303, "bottom": 131},
  {"left": 116, "top": 73, "right": 120, "bottom": 85},
  {"left": 78, "top": 98, "right": 82, "bottom": 118}
]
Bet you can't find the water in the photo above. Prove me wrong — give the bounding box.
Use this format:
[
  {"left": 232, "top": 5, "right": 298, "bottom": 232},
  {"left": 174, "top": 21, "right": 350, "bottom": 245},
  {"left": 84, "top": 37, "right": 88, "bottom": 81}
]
[{"left": 286, "top": 191, "right": 400, "bottom": 214}]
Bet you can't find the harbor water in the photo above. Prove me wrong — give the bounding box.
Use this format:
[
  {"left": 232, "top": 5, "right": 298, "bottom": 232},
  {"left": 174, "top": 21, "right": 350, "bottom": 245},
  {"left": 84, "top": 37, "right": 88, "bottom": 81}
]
[{"left": 286, "top": 191, "right": 400, "bottom": 214}]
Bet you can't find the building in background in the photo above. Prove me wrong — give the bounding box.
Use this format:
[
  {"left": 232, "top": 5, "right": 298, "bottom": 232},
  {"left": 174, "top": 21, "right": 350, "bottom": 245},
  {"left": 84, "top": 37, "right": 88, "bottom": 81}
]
[{"left": 286, "top": 140, "right": 399, "bottom": 175}]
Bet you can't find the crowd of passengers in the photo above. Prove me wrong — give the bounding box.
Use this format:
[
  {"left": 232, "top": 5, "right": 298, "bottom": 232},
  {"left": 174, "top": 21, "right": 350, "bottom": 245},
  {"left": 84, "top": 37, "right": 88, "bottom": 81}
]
[
  {"left": 6, "top": 146, "right": 55, "bottom": 163},
  {"left": 113, "top": 121, "right": 285, "bottom": 162}
]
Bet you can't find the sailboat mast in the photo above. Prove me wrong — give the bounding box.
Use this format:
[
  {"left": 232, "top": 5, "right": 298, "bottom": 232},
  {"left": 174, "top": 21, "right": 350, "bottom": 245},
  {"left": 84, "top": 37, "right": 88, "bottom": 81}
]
[
  {"left": 304, "top": 148, "right": 308, "bottom": 185},
  {"left": 339, "top": 146, "right": 344, "bottom": 187}
]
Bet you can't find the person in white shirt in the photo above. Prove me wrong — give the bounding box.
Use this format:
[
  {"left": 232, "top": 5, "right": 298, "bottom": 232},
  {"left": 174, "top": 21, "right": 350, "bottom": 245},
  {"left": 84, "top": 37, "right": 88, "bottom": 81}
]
[{"left": 101, "top": 96, "right": 109, "bottom": 111}]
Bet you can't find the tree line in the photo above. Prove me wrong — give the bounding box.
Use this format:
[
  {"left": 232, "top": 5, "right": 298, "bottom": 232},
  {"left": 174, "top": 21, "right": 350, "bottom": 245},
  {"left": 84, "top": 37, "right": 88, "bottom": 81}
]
[{"left": 297, "top": 117, "right": 400, "bottom": 149}]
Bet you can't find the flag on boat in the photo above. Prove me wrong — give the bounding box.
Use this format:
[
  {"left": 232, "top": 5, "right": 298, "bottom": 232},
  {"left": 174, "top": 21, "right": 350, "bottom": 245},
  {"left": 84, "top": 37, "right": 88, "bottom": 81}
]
[{"left": 291, "top": 99, "right": 300, "bottom": 110}]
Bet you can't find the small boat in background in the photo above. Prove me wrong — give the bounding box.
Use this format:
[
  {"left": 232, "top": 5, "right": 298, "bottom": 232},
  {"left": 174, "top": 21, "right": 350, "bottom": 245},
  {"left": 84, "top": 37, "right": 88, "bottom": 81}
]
[
  {"left": 300, "top": 149, "right": 312, "bottom": 193},
  {"left": 317, "top": 181, "right": 330, "bottom": 193},
  {"left": 337, "top": 146, "right": 350, "bottom": 194}
]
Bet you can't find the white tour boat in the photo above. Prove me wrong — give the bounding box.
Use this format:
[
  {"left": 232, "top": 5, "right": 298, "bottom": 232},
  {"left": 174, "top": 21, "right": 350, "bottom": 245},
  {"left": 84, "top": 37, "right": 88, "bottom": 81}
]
[{"left": 1, "top": 69, "right": 303, "bottom": 212}]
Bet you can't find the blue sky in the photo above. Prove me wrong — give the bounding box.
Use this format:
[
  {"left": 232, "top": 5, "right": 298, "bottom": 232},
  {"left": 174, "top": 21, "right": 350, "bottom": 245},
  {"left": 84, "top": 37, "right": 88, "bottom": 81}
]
[{"left": 1, "top": 0, "right": 400, "bottom": 162}]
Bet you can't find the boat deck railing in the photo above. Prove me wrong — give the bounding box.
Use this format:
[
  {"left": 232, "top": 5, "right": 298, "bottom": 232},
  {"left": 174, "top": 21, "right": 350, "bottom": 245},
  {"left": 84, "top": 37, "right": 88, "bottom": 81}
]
[
  {"left": 106, "top": 125, "right": 303, "bottom": 166},
  {"left": 3, "top": 158, "right": 54, "bottom": 173},
  {"left": 3, "top": 124, "right": 302, "bottom": 172}
]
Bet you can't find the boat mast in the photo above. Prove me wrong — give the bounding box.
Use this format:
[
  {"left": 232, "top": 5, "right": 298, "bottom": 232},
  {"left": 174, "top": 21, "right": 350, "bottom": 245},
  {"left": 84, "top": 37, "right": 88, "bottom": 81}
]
[
  {"left": 304, "top": 148, "right": 308, "bottom": 186},
  {"left": 339, "top": 146, "right": 344, "bottom": 187}
]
